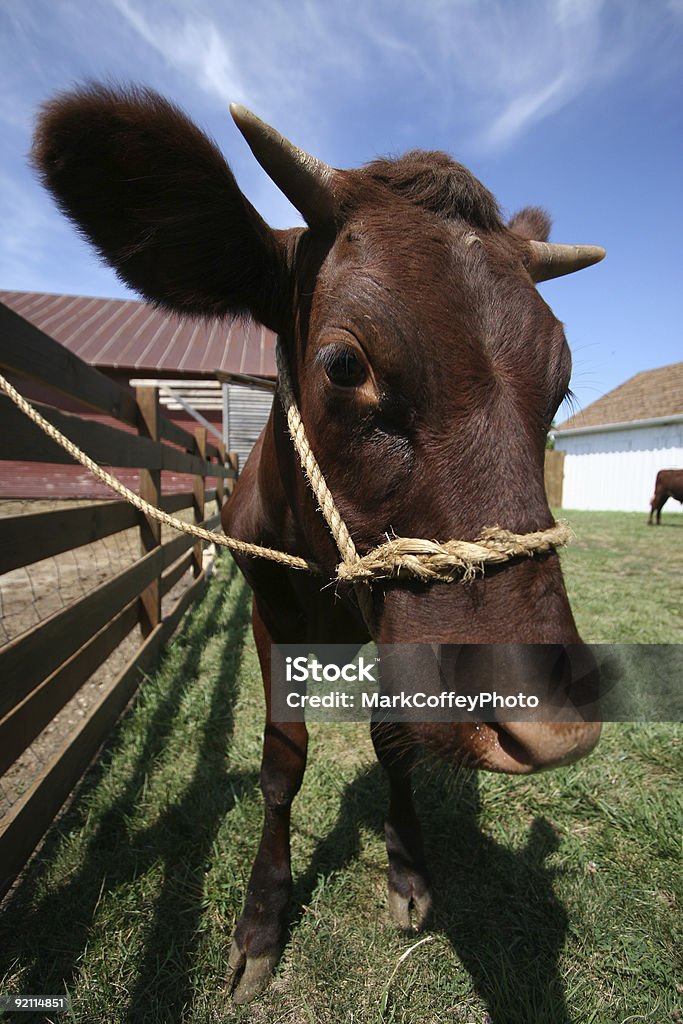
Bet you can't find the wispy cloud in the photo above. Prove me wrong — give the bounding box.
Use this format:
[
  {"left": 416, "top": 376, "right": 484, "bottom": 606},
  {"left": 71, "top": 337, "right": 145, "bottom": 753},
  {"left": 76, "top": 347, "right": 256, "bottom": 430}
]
[
  {"left": 401, "top": 0, "right": 654, "bottom": 152},
  {"left": 99, "top": 0, "right": 683, "bottom": 156},
  {"left": 107, "top": 0, "right": 363, "bottom": 129},
  {"left": 110, "top": 0, "right": 247, "bottom": 106}
]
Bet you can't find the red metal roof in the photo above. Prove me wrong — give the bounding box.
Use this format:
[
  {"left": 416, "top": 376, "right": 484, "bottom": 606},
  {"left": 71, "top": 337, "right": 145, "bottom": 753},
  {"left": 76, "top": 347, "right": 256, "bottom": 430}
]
[{"left": 0, "top": 290, "right": 277, "bottom": 379}]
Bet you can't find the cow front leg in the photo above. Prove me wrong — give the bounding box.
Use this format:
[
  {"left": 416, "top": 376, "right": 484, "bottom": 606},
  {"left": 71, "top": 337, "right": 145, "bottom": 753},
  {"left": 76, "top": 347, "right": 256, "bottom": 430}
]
[
  {"left": 371, "top": 721, "right": 432, "bottom": 931},
  {"left": 227, "top": 609, "right": 308, "bottom": 1003},
  {"left": 227, "top": 720, "right": 307, "bottom": 1002}
]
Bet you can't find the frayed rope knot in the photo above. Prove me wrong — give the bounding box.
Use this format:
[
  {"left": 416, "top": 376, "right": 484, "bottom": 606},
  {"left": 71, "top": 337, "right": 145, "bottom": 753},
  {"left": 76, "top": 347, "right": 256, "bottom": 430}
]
[{"left": 334, "top": 522, "right": 573, "bottom": 584}]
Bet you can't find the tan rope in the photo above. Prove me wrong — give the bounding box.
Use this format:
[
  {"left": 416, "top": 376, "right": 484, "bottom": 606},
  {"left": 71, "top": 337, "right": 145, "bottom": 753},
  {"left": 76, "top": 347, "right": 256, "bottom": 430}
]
[
  {"left": 0, "top": 357, "right": 570, "bottom": 589},
  {"left": 275, "top": 344, "right": 358, "bottom": 566},
  {"left": 0, "top": 370, "right": 323, "bottom": 575}
]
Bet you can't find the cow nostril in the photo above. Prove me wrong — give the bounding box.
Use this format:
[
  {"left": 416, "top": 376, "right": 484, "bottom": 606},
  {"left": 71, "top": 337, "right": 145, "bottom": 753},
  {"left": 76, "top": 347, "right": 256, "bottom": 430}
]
[{"left": 491, "top": 724, "right": 531, "bottom": 766}]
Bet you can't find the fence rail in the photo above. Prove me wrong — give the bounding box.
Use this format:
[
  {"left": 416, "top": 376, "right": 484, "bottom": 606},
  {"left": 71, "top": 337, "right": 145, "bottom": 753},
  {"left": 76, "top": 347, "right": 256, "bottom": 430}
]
[{"left": 0, "top": 302, "right": 237, "bottom": 899}]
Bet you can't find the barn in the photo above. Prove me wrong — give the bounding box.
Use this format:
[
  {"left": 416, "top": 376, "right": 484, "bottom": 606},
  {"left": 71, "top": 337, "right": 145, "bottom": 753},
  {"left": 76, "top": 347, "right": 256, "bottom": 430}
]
[
  {"left": 0, "top": 290, "right": 276, "bottom": 497},
  {"left": 552, "top": 361, "right": 683, "bottom": 513}
]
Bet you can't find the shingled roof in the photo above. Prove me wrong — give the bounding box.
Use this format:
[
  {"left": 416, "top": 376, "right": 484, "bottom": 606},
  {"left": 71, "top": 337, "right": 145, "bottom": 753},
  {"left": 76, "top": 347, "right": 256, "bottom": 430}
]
[
  {"left": 556, "top": 362, "right": 683, "bottom": 431},
  {"left": 0, "top": 290, "right": 277, "bottom": 379}
]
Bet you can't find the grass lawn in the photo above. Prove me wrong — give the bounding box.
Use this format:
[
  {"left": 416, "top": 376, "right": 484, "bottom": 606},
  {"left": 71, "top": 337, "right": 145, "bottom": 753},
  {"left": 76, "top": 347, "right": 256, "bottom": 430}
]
[
  {"left": 0, "top": 510, "right": 681, "bottom": 1023},
  {"left": 558, "top": 509, "right": 683, "bottom": 643}
]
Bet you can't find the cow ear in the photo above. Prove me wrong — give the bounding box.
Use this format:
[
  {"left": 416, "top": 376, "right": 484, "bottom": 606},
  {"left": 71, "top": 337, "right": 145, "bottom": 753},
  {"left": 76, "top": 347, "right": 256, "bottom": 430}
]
[
  {"left": 32, "top": 83, "right": 287, "bottom": 331},
  {"left": 508, "top": 206, "right": 551, "bottom": 242}
]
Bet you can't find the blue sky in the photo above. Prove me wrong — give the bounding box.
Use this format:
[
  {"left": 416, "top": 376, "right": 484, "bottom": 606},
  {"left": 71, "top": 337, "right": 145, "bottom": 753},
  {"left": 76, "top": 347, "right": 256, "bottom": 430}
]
[{"left": 1, "top": 0, "right": 681, "bottom": 416}]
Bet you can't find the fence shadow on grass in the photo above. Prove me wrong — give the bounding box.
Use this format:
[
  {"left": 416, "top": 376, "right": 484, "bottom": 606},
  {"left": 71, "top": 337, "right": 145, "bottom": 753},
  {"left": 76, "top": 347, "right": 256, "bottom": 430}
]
[
  {"left": 0, "top": 557, "right": 256, "bottom": 1024},
  {"left": 292, "top": 761, "right": 571, "bottom": 1024}
]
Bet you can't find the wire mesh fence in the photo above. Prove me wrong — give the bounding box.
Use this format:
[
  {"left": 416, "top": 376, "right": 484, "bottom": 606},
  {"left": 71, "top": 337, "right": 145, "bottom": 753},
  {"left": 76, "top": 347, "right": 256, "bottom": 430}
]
[{"left": 0, "top": 497, "right": 212, "bottom": 823}]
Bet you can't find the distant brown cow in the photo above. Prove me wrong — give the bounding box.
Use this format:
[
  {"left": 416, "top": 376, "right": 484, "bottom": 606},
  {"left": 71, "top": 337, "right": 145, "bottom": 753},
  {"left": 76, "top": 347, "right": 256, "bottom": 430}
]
[{"left": 648, "top": 469, "right": 683, "bottom": 525}]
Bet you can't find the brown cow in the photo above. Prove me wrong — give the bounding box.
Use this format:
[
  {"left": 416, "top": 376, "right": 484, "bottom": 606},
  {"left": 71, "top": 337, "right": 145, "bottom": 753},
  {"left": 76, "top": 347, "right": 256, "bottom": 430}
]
[
  {"left": 648, "top": 469, "right": 683, "bottom": 525},
  {"left": 32, "top": 85, "right": 605, "bottom": 1002}
]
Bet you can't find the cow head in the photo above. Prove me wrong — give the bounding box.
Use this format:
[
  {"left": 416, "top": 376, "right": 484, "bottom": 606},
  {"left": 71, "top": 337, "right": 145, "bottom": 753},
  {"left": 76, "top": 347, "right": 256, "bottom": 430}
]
[{"left": 32, "top": 85, "right": 604, "bottom": 773}]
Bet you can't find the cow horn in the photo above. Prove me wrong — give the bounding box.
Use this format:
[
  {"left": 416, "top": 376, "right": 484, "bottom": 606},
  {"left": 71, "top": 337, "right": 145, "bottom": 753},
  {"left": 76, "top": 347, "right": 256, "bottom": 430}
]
[
  {"left": 230, "top": 103, "right": 339, "bottom": 226},
  {"left": 528, "top": 241, "right": 606, "bottom": 282}
]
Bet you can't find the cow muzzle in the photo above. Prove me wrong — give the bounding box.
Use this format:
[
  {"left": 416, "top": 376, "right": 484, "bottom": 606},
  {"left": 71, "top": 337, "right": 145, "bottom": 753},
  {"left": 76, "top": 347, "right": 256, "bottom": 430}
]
[
  {"left": 474, "top": 718, "right": 602, "bottom": 774},
  {"left": 378, "top": 642, "right": 602, "bottom": 775}
]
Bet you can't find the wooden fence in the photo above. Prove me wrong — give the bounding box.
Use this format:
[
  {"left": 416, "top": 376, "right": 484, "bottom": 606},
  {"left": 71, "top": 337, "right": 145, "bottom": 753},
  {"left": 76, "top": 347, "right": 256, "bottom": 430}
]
[
  {"left": 544, "top": 449, "right": 565, "bottom": 509},
  {"left": 0, "top": 302, "right": 237, "bottom": 899}
]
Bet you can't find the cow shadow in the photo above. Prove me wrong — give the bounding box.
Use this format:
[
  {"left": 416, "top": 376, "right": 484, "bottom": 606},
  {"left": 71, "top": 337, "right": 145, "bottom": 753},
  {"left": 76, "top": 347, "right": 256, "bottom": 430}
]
[
  {"left": 0, "top": 558, "right": 256, "bottom": 1024},
  {"left": 292, "top": 759, "right": 571, "bottom": 1024}
]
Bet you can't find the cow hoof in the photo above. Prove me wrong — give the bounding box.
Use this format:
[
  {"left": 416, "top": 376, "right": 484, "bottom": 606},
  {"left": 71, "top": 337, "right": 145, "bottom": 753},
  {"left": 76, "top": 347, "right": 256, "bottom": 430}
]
[
  {"left": 388, "top": 885, "right": 432, "bottom": 932},
  {"left": 226, "top": 939, "right": 279, "bottom": 1004}
]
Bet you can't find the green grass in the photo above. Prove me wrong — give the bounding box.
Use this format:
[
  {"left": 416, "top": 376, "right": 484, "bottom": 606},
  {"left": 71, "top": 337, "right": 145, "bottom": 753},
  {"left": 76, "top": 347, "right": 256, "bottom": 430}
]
[
  {"left": 557, "top": 509, "right": 683, "bottom": 642},
  {"left": 1, "top": 512, "right": 681, "bottom": 1023}
]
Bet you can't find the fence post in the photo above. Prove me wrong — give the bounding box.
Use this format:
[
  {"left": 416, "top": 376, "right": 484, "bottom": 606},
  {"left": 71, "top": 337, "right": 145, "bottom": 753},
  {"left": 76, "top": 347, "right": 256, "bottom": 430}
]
[
  {"left": 544, "top": 449, "right": 565, "bottom": 509},
  {"left": 193, "top": 427, "right": 207, "bottom": 576},
  {"left": 227, "top": 450, "right": 239, "bottom": 497},
  {"left": 215, "top": 442, "right": 226, "bottom": 511},
  {"left": 136, "top": 386, "right": 161, "bottom": 636}
]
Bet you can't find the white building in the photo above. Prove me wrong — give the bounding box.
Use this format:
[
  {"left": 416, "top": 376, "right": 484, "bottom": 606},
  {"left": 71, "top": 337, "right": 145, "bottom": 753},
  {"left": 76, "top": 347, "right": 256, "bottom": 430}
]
[{"left": 552, "top": 362, "right": 683, "bottom": 513}]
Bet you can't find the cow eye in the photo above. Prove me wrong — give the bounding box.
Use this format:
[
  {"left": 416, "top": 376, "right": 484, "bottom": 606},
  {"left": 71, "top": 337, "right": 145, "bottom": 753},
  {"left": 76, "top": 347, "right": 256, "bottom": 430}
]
[{"left": 321, "top": 346, "right": 367, "bottom": 388}]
